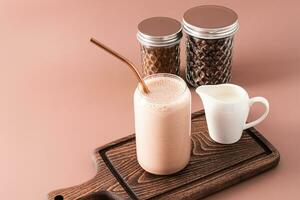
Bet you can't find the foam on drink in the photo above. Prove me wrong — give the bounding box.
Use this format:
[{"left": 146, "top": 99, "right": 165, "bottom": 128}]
[{"left": 142, "top": 76, "right": 186, "bottom": 103}]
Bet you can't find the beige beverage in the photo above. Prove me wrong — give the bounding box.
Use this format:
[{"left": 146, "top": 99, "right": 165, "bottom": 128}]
[{"left": 134, "top": 73, "right": 191, "bottom": 175}]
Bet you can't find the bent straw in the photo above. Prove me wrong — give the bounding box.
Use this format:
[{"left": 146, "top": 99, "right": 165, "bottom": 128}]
[{"left": 90, "top": 38, "right": 150, "bottom": 94}]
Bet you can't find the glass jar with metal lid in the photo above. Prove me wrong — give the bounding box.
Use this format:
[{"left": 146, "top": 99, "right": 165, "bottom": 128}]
[
  {"left": 137, "top": 17, "right": 182, "bottom": 76},
  {"left": 182, "top": 5, "right": 239, "bottom": 87}
]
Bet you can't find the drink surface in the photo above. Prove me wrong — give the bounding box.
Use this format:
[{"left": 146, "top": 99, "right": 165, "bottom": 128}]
[
  {"left": 140, "top": 75, "right": 186, "bottom": 104},
  {"left": 213, "top": 93, "right": 242, "bottom": 102}
]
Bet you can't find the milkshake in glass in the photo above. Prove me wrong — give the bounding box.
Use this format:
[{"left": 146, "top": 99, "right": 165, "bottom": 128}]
[{"left": 134, "top": 73, "right": 191, "bottom": 175}]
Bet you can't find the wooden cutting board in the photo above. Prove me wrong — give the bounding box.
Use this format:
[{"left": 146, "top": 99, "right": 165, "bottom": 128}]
[{"left": 48, "top": 110, "right": 280, "bottom": 200}]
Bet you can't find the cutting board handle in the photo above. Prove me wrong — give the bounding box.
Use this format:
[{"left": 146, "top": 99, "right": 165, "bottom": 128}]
[
  {"left": 77, "top": 190, "right": 123, "bottom": 200},
  {"left": 51, "top": 191, "right": 122, "bottom": 200},
  {"left": 47, "top": 145, "right": 133, "bottom": 200}
]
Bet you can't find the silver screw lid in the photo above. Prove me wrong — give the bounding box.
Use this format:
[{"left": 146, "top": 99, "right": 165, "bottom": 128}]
[
  {"left": 182, "top": 5, "right": 239, "bottom": 39},
  {"left": 137, "top": 17, "right": 182, "bottom": 47}
]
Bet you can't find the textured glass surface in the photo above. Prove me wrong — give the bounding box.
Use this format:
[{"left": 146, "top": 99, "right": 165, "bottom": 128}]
[
  {"left": 141, "top": 44, "right": 180, "bottom": 76},
  {"left": 186, "top": 35, "right": 234, "bottom": 87}
]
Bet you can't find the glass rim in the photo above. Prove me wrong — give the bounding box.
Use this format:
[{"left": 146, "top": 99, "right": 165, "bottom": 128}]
[{"left": 136, "top": 73, "right": 188, "bottom": 104}]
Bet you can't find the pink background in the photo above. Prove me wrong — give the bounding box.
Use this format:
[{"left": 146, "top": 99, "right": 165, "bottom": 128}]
[{"left": 1, "top": 0, "right": 299, "bottom": 199}]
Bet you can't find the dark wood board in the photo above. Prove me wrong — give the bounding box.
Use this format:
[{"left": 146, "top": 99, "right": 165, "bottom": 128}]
[{"left": 48, "top": 110, "right": 280, "bottom": 200}]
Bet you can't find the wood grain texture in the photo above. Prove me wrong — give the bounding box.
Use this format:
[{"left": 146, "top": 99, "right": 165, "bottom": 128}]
[
  {"left": 47, "top": 137, "right": 132, "bottom": 200},
  {"left": 48, "top": 110, "right": 280, "bottom": 200}
]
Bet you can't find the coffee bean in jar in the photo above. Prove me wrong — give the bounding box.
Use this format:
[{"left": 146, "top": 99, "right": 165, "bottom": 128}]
[
  {"left": 183, "top": 5, "right": 239, "bottom": 87},
  {"left": 137, "top": 17, "right": 182, "bottom": 76}
]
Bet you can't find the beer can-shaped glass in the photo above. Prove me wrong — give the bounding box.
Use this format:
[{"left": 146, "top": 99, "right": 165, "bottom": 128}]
[{"left": 134, "top": 73, "right": 191, "bottom": 175}]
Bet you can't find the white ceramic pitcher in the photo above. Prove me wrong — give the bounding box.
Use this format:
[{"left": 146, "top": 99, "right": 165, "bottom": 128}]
[{"left": 196, "top": 84, "right": 269, "bottom": 144}]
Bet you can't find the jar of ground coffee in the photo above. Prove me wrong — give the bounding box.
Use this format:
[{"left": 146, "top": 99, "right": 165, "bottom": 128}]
[
  {"left": 137, "top": 17, "right": 182, "bottom": 76},
  {"left": 183, "top": 5, "right": 239, "bottom": 87}
]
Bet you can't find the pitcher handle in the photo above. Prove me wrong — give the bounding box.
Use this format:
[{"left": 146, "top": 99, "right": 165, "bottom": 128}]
[{"left": 244, "top": 97, "right": 269, "bottom": 130}]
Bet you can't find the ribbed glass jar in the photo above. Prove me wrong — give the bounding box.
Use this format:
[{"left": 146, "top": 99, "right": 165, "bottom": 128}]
[
  {"left": 137, "top": 17, "right": 182, "bottom": 76},
  {"left": 183, "top": 5, "right": 238, "bottom": 87},
  {"left": 140, "top": 44, "right": 180, "bottom": 75}
]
